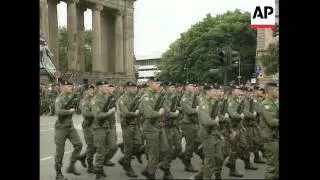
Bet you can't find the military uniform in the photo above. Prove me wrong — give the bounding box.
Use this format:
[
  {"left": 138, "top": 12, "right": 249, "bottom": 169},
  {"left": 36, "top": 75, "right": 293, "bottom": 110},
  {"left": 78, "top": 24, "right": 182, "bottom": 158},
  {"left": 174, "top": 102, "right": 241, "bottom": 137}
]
[
  {"left": 257, "top": 82, "right": 279, "bottom": 179},
  {"left": 194, "top": 85, "right": 225, "bottom": 179},
  {"left": 117, "top": 82, "right": 141, "bottom": 178},
  {"left": 180, "top": 86, "right": 200, "bottom": 172},
  {"left": 54, "top": 80, "right": 83, "bottom": 180},
  {"left": 90, "top": 80, "right": 116, "bottom": 179},
  {"left": 80, "top": 86, "right": 95, "bottom": 173},
  {"left": 139, "top": 86, "right": 170, "bottom": 179}
]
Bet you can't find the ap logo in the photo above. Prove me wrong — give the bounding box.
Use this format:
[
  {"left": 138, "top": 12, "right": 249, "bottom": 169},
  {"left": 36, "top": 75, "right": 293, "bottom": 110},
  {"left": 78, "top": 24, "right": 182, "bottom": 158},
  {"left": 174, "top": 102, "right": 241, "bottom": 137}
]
[{"left": 251, "top": 0, "right": 276, "bottom": 28}]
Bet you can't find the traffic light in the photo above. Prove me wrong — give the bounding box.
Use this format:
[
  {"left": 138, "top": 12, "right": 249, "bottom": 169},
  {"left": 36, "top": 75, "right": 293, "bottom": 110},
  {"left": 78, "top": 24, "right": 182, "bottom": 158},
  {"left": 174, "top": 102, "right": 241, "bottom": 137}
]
[
  {"left": 228, "top": 50, "right": 239, "bottom": 68},
  {"left": 272, "top": 24, "right": 279, "bottom": 37},
  {"left": 217, "top": 51, "right": 227, "bottom": 63}
]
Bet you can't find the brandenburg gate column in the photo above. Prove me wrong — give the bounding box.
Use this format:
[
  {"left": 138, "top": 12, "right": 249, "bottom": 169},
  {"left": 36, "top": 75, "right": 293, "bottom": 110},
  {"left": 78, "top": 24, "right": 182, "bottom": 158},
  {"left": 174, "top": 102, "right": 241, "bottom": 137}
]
[
  {"left": 47, "top": 0, "right": 60, "bottom": 68},
  {"left": 91, "top": 4, "right": 103, "bottom": 72},
  {"left": 40, "top": 0, "right": 49, "bottom": 41},
  {"left": 115, "top": 10, "right": 124, "bottom": 73},
  {"left": 67, "top": 0, "right": 78, "bottom": 71},
  {"left": 76, "top": 5, "right": 86, "bottom": 73},
  {"left": 123, "top": 8, "right": 134, "bottom": 76}
]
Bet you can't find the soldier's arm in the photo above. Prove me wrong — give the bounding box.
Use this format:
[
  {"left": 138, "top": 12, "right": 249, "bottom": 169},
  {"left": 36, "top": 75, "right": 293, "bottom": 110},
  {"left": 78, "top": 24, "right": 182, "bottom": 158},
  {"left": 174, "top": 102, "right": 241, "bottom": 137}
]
[
  {"left": 140, "top": 97, "right": 163, "bottom": 122},
  {"left": 118, "top": 98, "right": 137, "bottom": 117},
  {"left": 55, "top": 99, "right": 73, "bottom": 116},
  {"left": 181, "top": 96, "right": 197, "bottom": 115},
  {"left": 81, "top": 100, "right": 94, "bottom": 118},
  {"left": 227, "top": 100, "right": 242, "bottom": 121},
  {"left": 164, "top": 97, "right": 177, "bottom": 118},
  {"left": 243, "top": 100, "right": 255, "bottom": 119},
  {"left": 259, "top": 102, "right": 279, "bottom": 127},
  {"left": 91, "top": 101, "right": 114, "bottom": 119},
  {"left": 199, "top": 104, "right": 218, "bottom": 126}
]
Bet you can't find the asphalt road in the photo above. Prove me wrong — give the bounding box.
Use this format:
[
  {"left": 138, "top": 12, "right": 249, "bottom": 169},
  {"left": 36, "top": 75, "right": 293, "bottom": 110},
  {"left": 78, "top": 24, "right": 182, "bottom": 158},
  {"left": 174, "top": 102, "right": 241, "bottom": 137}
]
[{"left": 40, "top": 114, "right": 267, "bottom": 180}]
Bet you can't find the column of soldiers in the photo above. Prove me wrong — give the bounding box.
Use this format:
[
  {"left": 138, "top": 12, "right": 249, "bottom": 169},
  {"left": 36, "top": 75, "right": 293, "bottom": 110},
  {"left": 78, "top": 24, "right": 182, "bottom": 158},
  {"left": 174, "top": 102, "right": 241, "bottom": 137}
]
[{"left": 50, "top": 77, "right": 279, "bottom": 180}]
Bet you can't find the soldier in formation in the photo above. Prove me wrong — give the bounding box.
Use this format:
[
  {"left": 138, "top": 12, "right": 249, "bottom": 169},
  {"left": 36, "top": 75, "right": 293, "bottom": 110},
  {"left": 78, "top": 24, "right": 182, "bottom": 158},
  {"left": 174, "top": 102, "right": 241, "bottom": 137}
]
[{"left": 47, "top": 77, "right": 278, "bottom": 180}]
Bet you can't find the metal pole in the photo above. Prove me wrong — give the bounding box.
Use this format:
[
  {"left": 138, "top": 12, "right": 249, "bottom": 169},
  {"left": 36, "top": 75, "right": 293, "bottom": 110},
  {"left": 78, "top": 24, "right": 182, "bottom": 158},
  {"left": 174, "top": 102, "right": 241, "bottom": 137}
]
[{"left": 238, "top": 57, "right": 241, "bottom": 85}]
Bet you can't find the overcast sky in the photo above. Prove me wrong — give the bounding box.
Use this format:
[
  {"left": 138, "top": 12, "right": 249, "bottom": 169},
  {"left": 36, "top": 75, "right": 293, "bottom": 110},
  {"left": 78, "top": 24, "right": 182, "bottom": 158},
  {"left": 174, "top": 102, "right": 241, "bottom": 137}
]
[{"left": 57, "top": 0, "right": 251, "bottom": 57}]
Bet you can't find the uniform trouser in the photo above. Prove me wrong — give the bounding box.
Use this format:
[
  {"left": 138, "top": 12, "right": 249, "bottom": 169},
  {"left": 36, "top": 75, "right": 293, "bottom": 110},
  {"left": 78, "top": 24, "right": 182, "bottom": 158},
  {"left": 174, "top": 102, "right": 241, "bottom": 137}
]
[
  {"left": 245, "top": 125, "right": 262, "bottom": 156},
  {"left": 104, "top": 125, "right": 118, "bottom": 162},
  {"left": 164, "top": 126, "right": 182, "bottom": 168},
  {"left": 82, "top": 126, "right": 95, "bottom": 163},
  {"left": 228, "top": 128, "right": 251, "bottom": 167},
  {"left": 92, "top": 127, "right": 111, "bottom": 168},
  {"left": 54, "top": 127, "right": 83, "bottom": 169},
  {"left": 181, "top": 123, "right": 201, "bottom": 160},
  {"left": 122, "top": 124, "right": 143, "bottom": 163},
  {"left": 198, "top": 135, "right": 226, "bottom": 179},
  {"left": 264, "top": 140, "right": 279, "bottom": 179},
  {"left": 144, "top": 128, "right": 170, "bottom": 174}
]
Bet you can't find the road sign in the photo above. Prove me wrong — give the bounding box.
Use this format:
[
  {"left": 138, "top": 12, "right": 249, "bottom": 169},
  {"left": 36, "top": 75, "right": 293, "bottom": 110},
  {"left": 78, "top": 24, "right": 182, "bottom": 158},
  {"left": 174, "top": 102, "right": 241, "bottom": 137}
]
[{"left": 255, "top": 65, "right": 261, "bottom": 73}]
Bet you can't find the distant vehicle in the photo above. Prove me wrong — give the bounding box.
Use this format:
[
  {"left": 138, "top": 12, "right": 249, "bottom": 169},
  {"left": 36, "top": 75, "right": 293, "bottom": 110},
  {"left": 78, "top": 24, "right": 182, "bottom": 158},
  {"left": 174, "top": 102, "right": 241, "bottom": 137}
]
[
  {"left": 137, "top": 65, "right": 161, "bottom": 85},
  {"left": 40, "top": 37, "right": 59, "bottom": 84}
]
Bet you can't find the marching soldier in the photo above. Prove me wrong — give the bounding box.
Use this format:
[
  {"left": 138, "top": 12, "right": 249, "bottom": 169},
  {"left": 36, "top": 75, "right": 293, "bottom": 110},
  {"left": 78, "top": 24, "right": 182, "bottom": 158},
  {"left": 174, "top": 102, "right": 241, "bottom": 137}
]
[
  {"left": 117, "top": 81, "right": 141, "bottom": 178},
  {"left": 256, "top": 81, "right": 279, "bottom": 179},
  {"left": 192, "top": 84, "right": 225, "bottom": 179},
  {"left": 90, "top": 80, "right": 116, "bottom": 179},
  {"left": 180, "top": 81, "right": 200, "bottom": 172},
  {"left": 80, "top": 85, "right": 96, "bottom": 173},
  {"left": 54, "top": 79, "right": 85, "bottom": 180},
  {"left": 140, "top": 77, "right": 171, "bottom": 179},
  {"left": 103, "top": 84, "right": 117, "bottom": 167}
]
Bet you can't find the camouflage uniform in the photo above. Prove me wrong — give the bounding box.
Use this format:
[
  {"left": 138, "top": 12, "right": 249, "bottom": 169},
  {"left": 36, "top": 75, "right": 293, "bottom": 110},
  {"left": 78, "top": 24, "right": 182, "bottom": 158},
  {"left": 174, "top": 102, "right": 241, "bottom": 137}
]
[
  {"left": 139, "top": 88, "right": 170, "bottom": 179},
  {"left": 117, "top": 91, "right": 141, "bottom": 177},
  {"left": 180, "top": 91, "right": 200, "bottom": 172},
  {"left": 54, "top": 90, "right": 83, "bottom": 179},
  {"left": 80, "top": 95, "right": 95, "bottom": 173},
  {"left": 196, "top": 95, "right": 225, "bottom": 179},
  {"left": 258, "top": 97, "right": 279, "bottom": 179},
  {"left": 90, "top": 90, "right": 116, "bottom": 179}
]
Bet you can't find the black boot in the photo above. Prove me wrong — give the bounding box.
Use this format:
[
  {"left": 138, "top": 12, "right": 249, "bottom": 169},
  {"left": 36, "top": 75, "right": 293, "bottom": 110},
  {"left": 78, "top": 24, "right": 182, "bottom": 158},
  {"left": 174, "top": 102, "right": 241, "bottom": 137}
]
[
  {"left": 184, "top": 159, "right": 198, "bottom": 173},
  {"left": 229, "top": 166, "right": 244, "bottom": 177},
  {"left": 135, "top": 145, "right": 144, "bottom": 164},
  {"left": 95, "top": 167, "right": 106, "bottom": 180},
  {"left": 195, "top": 146, "right": 204, "bottom": 160},
  {"left": 162, "top": 168, "right": 173, "bottom": 179},
  {"left": 215, "top": 173, "right": 222, "bottom": 180},
  {"left": 126, "top": 167, "right": 138, "bottom": 178},
  {"left": 66, "top": 161, "right": 80, "bottom": 176},
  {"left": 87, "top": 159, "right": 95, "bottom": 174},
  {"left": 118, "top": 143, "right": 125, "bottom": 154},
  {"left": 191, "top": 171, "right": 203, "bottom": 180},
  {"left": 77, "top": 153, "right": 87, "bottom": 168},
  {"left": 55, "top": 166, "right": 67, "bottom": 180}
]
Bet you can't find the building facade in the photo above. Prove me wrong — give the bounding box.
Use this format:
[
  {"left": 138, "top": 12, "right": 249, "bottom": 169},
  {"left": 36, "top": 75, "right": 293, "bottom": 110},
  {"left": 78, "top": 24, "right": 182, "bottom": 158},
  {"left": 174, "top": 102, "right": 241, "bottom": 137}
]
[{"left": 134, "top": 53, "right": 161, "bottom": 84}]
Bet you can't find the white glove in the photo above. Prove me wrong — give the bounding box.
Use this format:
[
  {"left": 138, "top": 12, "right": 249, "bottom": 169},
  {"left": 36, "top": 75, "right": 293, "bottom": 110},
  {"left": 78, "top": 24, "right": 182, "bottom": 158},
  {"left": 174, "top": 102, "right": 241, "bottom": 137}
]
[
  {"left": 214, "top": 116, "right": 219, "bottom": 122},
  {"left": 224, "top": 113, "right": 229, "bottom": 119},
  {"left": 253, "top": 111, "right": 257, "bottom": 117},
  {"left": 240, "top": 113, "right": 244, "bottom": 119}
]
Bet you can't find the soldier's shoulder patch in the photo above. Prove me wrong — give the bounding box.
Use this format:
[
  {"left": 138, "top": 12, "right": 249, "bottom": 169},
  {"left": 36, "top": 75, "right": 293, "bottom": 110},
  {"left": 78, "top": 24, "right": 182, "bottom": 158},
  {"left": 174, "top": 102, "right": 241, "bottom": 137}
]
[
  {"left": 120, "top": 100, "right": 124, "bottom": 104},
  {"left": 264, "top": 105, "right": 270, "bottom": 110},
  {"left": 144, "top": 97, "right": 149, "bottom": 101},
  {"left": 228, "top": 102, "right": 232, "bottom": 107},
  {"left": 182, "top": 97, "right": 186, "bottom": 102},
  {"left": 253, "top": 99, "right": 257, "bottom": 103},
  {"left": 202, "top": 105, "right": 206, "bottom": 109}
]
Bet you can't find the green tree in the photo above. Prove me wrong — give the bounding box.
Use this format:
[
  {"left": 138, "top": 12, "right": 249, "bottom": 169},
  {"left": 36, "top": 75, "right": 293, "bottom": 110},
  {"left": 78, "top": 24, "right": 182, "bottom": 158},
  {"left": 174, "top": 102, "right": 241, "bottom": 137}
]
[
  {"left": 259, "top": 42, "right": 279, "bottom": 75},
  {"left": 157, "top": 10, "right": 257, "bottom": 83},
  {"left": 58, "top": 27, "right": 92, "bottom": 72}
]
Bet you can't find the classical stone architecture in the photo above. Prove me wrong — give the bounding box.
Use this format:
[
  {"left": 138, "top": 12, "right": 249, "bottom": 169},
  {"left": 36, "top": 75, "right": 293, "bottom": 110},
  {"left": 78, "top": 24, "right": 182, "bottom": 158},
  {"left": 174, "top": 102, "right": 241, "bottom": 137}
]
[
  {"left": 256, "top": 0, "right": 279, "bottom": 85},
  {"left": 40, "top": 0, "right": 137, "bottom": 84}
]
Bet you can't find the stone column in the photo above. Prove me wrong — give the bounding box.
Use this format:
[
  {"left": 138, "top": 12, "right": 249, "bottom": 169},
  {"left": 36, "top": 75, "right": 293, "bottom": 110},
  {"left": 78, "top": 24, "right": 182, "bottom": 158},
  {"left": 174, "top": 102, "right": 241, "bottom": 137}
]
[
  {"left": 76, "top": 5, "right": 86, "bottom": 73},
  {"left": 40, "top": 0, "right": 49, "bottom": 42},
  {"left": 123, "top": 9, "right": 134, "bottom": 76},
  {"left": 115, "top": 10, "right": 124, "bottom": 73},
  {"left": 67, "top": 0, "right": 78, "bottom": 71},
  {"left": 91, "top": 4, "right": 103, "bottom": 72},
  {"left": 47, "top": 0, "right": 60, "bottom": 68}
]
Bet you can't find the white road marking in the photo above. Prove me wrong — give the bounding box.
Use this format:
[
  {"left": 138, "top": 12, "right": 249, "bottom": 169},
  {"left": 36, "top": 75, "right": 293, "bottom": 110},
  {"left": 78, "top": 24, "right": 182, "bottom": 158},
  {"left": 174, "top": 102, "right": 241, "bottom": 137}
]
[
  {"left": 40, "top": 128, "right": 54, "bottom": 133},
  {"left": 40, "top": 151, "right": 72, "bottom": 161}
]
